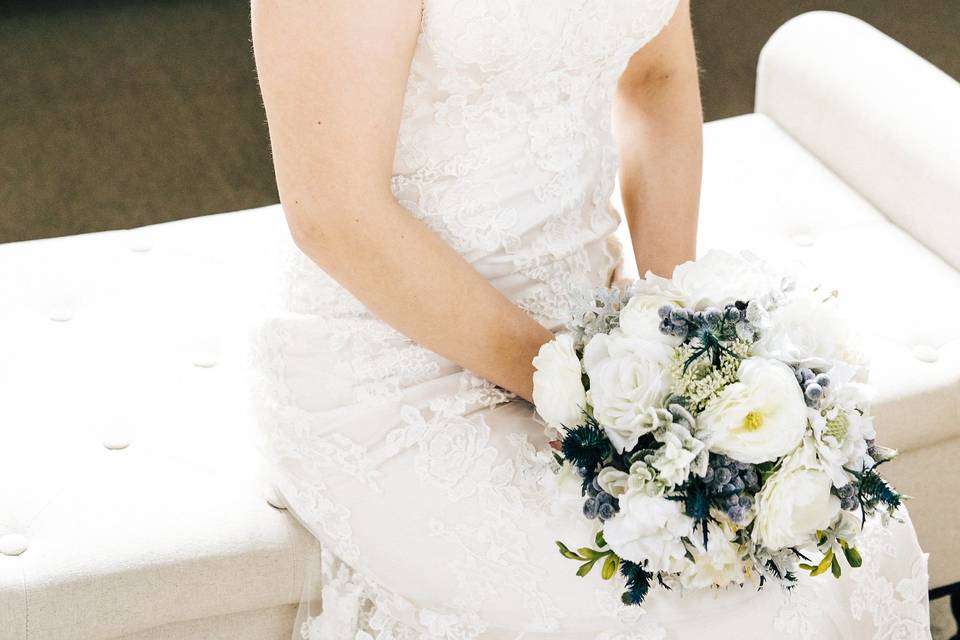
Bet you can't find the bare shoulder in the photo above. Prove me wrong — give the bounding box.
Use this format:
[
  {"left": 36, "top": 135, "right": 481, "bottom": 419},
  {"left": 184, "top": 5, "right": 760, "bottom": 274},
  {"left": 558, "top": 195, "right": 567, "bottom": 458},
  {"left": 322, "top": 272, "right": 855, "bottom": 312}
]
[
  {"left": 250, "top": 0, "right": 421, "bottom": 58},
  {"left": 250, "top": 0, "right": 424, "bottom": 238}
]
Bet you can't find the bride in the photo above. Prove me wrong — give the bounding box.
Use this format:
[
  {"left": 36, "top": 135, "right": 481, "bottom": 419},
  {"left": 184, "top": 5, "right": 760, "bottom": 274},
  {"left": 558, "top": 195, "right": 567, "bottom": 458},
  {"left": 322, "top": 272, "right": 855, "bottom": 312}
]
[{"left": 247, "top": 1, "right": 932, "bottom": 638}]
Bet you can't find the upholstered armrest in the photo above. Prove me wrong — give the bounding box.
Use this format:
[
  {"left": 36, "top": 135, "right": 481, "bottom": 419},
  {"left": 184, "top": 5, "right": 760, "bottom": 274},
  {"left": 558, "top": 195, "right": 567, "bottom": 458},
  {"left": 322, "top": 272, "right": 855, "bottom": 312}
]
[{"left": 756, "top": 10, "right": 960, "bottom": 271}]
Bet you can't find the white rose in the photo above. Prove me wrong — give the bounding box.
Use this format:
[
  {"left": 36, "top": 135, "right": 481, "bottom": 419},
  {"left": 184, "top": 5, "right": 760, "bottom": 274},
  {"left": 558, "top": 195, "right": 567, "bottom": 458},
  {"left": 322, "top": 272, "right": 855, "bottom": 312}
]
[
  {"left": 680, "top": 521, "right": 746, "bottom": 589},
  {"left": 671, "top": 249, "right": 781, "bottom": 310},
  {"left": 604, "top": 492, "right": 694, "bottom": 573},
  {"left": 698, "top": 357, "right": 807, "bottom": 464},
  {"left": 751, "top": 439, "right": 842, "bottom": 550},
  {"left": 753, "top": 289, "right": 868, "bottom": 375},
  {"left": 619, "top": 286, "right": 684, "bottom": 346},
  {"left": 582, "top": 330, "right": 674, "bottom": 452},
  {"left": 532, "top": 334, "right": 586, "bottom": 429}
]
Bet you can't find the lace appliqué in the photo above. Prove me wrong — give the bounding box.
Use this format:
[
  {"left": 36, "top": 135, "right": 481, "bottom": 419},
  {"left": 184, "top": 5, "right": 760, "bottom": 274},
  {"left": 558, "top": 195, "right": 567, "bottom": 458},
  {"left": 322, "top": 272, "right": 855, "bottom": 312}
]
[{"left": 848, "top": 517, "right": 931, "bottom": 639}]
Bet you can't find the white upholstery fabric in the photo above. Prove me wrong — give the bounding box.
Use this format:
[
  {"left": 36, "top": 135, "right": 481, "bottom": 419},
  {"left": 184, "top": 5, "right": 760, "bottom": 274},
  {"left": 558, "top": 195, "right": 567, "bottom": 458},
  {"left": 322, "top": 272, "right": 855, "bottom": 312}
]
[
  {"left": 113, "top": 604, "right": 298, "bottom": 640},
  {"left": 756, "top": 11, "right": 960, "bottom": 272},
  {"left": 0, "top": 211, "right": 317, "bottom": 640}
]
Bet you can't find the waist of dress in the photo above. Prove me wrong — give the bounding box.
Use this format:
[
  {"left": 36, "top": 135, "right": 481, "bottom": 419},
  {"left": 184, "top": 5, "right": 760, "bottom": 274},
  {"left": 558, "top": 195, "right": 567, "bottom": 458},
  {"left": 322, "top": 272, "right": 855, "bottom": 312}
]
[{"left": 275, "top": 228, "right": 624, "bottom": 332}]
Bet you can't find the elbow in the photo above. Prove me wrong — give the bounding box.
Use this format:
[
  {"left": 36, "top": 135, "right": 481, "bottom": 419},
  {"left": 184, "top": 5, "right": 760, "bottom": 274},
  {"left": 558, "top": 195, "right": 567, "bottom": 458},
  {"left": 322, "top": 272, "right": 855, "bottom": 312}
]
[
  {"left": 281, "top": 191, "right": 395, "bottom": 261},
  {"left": 618, "top": 63, "right": 699, "bottom": 102},
  {"left": 282, "top": 197, "right": 338, "bottom": 258}
]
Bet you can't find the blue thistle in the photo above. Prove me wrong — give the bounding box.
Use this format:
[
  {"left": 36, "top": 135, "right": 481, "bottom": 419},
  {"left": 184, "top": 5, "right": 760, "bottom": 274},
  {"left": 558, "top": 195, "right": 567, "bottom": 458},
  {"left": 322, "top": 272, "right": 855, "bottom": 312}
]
[{"left": 620, "top": 561, "right": 653, "bottom": 605}]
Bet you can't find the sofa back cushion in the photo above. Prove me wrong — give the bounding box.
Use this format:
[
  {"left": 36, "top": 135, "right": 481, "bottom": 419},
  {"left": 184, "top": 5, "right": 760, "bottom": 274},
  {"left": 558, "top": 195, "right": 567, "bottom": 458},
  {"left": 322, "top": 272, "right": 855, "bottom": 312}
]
[{"left": 756, "top": 11, "right": 960, "bottom": 271}]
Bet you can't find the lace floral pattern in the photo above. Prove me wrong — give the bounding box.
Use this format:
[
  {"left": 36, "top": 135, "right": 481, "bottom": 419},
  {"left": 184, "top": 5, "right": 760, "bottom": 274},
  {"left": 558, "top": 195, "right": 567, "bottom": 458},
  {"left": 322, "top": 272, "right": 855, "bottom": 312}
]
[{"left": 247, "top": 0, "right": 932, "bottom": 638}]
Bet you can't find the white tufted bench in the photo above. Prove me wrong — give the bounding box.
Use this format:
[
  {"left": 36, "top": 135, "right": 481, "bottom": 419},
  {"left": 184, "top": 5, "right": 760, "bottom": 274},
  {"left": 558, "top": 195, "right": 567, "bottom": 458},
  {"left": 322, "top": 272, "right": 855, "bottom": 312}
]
[{"left": 1, "top": 9, "right": 957, "bottom": 640}]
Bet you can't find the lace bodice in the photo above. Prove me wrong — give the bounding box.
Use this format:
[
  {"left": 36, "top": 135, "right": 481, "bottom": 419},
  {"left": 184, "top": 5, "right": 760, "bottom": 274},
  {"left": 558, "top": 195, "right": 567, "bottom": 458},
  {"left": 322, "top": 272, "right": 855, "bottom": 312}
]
[{"left": 281, "top": 0, "right": 681, "bottom": 332}]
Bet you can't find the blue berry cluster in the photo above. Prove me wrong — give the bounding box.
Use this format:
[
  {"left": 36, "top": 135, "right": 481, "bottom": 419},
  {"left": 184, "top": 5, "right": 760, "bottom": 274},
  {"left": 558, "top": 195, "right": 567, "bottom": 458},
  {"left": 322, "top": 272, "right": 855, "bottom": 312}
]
[
  {"left": 657, "top": 302, "right": 754, "bottom": 342},
  {"left": 835, "top": 483, "right": 858, "bottom": 511},
  {"left": 703, "top": 454, "right": 760, "bottom": 523},
  {"left": 795, "top": 367, "right": 831, "bottom": 408},
  {"left": 582, "top": 475, "right": 620, "bottom": 522}
]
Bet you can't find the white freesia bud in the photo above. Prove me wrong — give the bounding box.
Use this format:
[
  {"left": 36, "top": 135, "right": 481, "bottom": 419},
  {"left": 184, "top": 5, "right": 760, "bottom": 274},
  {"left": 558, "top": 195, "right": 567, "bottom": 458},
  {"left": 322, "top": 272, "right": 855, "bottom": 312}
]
[
  {"left": 531, "top": 334, "right": 586, "bottom": 430},
  {"left": 597, "top": 467, "right": 630, "bottom": 497},
  {"left": 752, "top": 438, "right": 842, "bottom": 550},
  {"left": 698, "top": 357, "right": 807, "bottom": 464}
]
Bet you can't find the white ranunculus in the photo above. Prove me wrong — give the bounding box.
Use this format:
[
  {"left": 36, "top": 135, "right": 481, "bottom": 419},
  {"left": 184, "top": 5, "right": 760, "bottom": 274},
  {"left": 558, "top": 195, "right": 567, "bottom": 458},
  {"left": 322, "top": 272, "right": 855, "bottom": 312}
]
[
  {"left": 604, "top": 492, "right": 694, "bottom": 573},
  {"left": 698, "top": 357, "right": 808, "bottom": 464},
  {"left": 752, "top": 289, "right": 868, "bottom": 375},
  {"left": 582, "top": 329, "right": 674, "bottom": 453},
  {"left": 680, "top": 521, "right": 746, "bottom": 590},
  {"left": 532, "top": 334, "right": 586, "bottom": 430},
  {"left": 751, "top": 438, "right": 842, "bottom": 550},
  {"left": 670, "top": 250, "right": 781, "bottom": 310}
]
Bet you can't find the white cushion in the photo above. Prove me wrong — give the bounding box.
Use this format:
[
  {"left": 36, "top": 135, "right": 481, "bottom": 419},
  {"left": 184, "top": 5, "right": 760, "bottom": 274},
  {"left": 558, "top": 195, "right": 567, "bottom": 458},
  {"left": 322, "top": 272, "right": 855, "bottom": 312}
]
[
  {"left": 0, "top": 209, "right": 316, "bottom": 640},
  {"left": 756, "top": 11, "right": 960, "bottom": 272}
]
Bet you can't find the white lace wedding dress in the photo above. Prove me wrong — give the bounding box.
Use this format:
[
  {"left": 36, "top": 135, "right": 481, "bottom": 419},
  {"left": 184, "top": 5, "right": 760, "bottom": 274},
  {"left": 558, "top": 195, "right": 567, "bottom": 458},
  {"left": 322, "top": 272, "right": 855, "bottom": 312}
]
[{"left": 248, "top": 1, "right": 932, "bottom": 638}]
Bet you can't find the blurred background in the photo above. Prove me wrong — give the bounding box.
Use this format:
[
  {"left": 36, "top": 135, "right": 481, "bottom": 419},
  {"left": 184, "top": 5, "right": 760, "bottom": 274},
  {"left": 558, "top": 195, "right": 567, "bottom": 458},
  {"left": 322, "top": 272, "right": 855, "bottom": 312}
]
[{"left": 2, "top": 0, "right": 958, "bottom": 244}]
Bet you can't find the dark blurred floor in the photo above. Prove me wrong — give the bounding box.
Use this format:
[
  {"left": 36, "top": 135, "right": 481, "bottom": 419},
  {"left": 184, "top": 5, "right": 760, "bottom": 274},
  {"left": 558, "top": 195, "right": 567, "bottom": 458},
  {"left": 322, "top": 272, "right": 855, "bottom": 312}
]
[{"left": 1, "top": 0, "right": 958, "bottom": 242}]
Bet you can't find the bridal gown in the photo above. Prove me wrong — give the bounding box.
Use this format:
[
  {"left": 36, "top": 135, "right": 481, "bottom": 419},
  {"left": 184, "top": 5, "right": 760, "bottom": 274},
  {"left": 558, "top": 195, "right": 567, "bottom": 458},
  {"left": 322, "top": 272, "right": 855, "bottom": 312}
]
[{"left": 248, "top": 0, "right": 932, "bottom": 638}]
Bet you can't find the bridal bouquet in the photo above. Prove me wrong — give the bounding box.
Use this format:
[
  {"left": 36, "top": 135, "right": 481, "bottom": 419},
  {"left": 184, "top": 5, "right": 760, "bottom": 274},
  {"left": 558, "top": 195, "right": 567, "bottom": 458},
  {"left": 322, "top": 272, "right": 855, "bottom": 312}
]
[{"left": 532, "top": 250, "right": 903, "bottom": 606}]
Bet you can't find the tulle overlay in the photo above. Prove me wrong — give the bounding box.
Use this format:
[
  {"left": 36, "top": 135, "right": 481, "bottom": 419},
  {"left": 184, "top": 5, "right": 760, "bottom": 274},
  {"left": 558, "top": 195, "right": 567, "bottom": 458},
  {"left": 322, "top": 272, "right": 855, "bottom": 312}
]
[{"left": 247, "top": 0, "right": 932, "bottom": 637}]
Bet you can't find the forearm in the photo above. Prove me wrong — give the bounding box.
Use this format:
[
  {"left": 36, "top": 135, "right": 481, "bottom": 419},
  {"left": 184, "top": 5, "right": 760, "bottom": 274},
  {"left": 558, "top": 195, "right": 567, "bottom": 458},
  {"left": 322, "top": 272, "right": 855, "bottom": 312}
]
[
  {"left": 289, "top": 197, "right": 553, "bottom": 403},
  {"left": 613, "top": 46, "right": 704, "bottom": 278}
]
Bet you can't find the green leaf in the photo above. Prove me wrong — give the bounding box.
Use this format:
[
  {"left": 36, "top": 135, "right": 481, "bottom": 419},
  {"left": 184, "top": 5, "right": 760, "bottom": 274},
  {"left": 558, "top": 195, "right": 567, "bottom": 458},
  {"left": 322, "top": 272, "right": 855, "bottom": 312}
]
[
  {"left": 810, "top": 549, "right": 834, "bottom": 577},
  {"left": 576, "top": 559, "right": 597, "bottom": 577},
  {"left": 595, "top": 530, "right": 607, "bottom": 549},
  {"left": 830, "top": 554, "right": 842, "bottom": 578},
  {"left": 555, "top": 541, "right": 584, "bottom": 561},
  {"left": 578, "top": 547, "right": 602, "bottom": 560},
  {"left": 798, "top": 563, "right": 816, "bottom": 572},
  {"left": 842, "top": 545, "right": 863, "bottom": 568},
  {"left": 602, "top": 554, "right": 620, "bottom": 580},
  {"left": 816, "top": 530, "right": 828, "bottom": 546}
]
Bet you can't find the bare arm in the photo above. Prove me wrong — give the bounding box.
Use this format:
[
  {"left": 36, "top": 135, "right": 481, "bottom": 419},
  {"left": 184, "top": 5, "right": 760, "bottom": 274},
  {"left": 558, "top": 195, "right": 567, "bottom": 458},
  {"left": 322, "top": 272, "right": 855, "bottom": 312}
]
[
  {"left": 613, "top": 0, "right": 703, "bottom": 278},
  {"left": 250, "top": 0, "right": 553, "bottom": 402}
]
